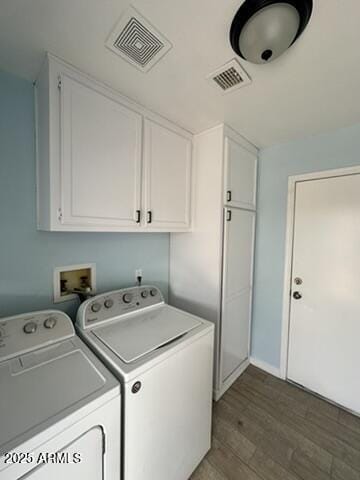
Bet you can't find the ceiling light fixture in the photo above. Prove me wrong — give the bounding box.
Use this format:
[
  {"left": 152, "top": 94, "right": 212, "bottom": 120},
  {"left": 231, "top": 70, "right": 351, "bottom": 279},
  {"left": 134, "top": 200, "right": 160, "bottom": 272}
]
[{"left": 230, "top": 0, "right": 313, "bottom": 64}]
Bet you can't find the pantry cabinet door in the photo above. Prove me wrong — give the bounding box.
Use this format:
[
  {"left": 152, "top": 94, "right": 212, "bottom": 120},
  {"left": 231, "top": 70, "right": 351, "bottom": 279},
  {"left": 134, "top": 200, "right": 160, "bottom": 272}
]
[
  {"left": 224, "top": 136, "right": 257, "bottom": 210},
  {"left": 221, "top": 208, "right": 255, "bottom": 383},
  {"left": 143, "top": 119, "right": 192, "bottom": 230},
  {"left": 60, "top": 74, "right": 142, "bottom": 228}
]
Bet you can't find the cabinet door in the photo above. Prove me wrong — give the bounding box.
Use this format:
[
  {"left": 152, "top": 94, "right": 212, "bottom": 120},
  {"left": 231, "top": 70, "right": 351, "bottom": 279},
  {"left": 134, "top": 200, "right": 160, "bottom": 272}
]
[
  {"left": 224, "top": 136, "right": 257, "bottom": 210},
  {"left": 143, "top": 119, "right": 192, "bottom": 230},
  {"left": 221, "top": 208, "right": 255, "bottom": 383},
  {"left": 60, "top": 74, "right": 142, "bottom": 227}
]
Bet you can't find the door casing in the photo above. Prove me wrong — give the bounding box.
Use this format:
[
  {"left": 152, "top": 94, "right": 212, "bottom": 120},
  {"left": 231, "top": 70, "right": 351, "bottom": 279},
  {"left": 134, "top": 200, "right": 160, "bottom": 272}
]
[{"left": 280, "top": 165, "right": 360, "bottom": 380}]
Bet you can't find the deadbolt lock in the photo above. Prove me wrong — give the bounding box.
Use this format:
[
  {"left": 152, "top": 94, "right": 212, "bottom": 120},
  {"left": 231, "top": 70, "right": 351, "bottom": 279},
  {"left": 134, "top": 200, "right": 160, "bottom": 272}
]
[{"left": 294, "top": 277, "right": 303, "bottom": 285}]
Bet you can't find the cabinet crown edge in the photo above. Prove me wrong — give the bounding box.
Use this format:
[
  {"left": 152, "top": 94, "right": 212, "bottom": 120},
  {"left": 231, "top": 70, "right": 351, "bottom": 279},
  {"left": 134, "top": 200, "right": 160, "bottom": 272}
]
[{"left": 194, "top": 123, "right": 258, "bottom": 156}]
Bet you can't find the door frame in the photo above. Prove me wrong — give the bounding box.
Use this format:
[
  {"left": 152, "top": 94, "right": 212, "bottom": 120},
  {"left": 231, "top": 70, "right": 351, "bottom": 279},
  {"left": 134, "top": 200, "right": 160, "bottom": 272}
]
[{"left": 280, "top": 165, "right": 360, "bottom": 379}]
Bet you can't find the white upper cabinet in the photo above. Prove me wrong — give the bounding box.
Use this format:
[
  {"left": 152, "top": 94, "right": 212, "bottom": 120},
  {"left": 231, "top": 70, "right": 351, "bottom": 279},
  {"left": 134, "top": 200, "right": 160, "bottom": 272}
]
[
  {"left": 224, "top": 134, "right": 257, "bottom": 210},
  {"left": 143, "top": 119, "right": 192, "bottom": 230},
  {"left": 60, "top": 74, "right": 142, "bottom": 228},
  {"left": 35, "top": 54, "right": 192, "bottom": 232}
]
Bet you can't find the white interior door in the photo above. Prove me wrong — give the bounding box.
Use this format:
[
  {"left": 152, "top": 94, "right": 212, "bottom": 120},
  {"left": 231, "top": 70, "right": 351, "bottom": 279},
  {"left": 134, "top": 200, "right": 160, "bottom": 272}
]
[
  {"left": 143, "top": 119, "right": 191, "bottom": 229},
  {"left": 221, "top": 208, "right": 255, "bottom": 383},
  {"left": 24, "top": 427, "right": 103, "bottom": 479},
  {"left": 224, "top": 137, "right": 257, "bottom": 210},
  {"left": 60, "top": 74, "right": 142, "bottom": 227},
  {"left": 288, "top": 173, "right": 360, "bottom": 413}
]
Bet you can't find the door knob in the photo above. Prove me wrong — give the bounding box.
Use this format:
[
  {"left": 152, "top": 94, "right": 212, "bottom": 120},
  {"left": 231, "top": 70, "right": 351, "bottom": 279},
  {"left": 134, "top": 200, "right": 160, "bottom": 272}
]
[{"left": 293, "top": 291, "right": 302, "bottom": 300}]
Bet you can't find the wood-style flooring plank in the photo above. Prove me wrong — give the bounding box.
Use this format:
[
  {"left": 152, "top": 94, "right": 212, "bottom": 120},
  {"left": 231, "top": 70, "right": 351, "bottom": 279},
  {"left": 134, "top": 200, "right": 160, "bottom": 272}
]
[
  {"left": 289, "top": 449, "right": 331, "bottom": 480},
  {"left": 249, "top": 448, "right": 301, "bottom": 480},
  {"left": 212, "top": 414, "right": 256, "bottom": 463},
  {"left": 190, "top": 366, "right": 360, "bottom": 480},
  {"left": 245, "top": 364, "right": 269, "bottom": 382},
  {"left": 307, "top": 410, "right": 360, "bottom": 451},
  {"left": 245, "top": 403, "right": 333, "bottom": 474},
  {"left": 207, "top": 437, "right": 262, "bottom": 480},
  {"left": 217, "top": 397, "right": 295, "bottom": 470},
  {"left": 190, "top": 459, "right": 228, "bottom": 480},
  {"left": 332, "top": 457, "right": 360, "bottom": 480},
  {"left": 338, "top": 410, "right": 360, "bottom": 436},
  {"left": 307, "top": 395, "right": 340, "bottom": 421}
]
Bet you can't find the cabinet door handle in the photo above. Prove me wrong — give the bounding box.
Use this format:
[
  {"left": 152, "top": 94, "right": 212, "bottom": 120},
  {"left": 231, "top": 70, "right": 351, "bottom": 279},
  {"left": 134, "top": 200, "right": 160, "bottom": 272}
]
[
  {"left": 135, "top": 210, "right": 141, "bottom": 223},
  {"left": 226, "top": 210, "right": 232, "bottom": 222},
  {"left": 147, "top": 211, "right": 152, "bottom": 224},
  {"left": 226, "top": 190, "right": 232, "bottom": 202}
]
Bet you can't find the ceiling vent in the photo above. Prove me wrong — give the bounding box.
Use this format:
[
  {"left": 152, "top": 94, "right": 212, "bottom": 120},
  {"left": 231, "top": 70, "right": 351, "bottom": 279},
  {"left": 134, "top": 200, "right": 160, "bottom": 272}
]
[
  {"left": 207, "top": 59, "right": 251, "bottom": 94},
  {"left": 106, "top": 7, "right": 172, "bottom": 72}
]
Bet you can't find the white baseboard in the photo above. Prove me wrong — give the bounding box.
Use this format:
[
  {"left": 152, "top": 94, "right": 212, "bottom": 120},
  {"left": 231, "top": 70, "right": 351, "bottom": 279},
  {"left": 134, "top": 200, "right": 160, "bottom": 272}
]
[{"left": 250, "top": 356, "right": 282, "bottom": 378}]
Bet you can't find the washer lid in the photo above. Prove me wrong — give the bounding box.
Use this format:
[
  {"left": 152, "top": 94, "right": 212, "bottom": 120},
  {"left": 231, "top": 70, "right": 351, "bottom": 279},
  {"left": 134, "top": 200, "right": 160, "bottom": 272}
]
[{"left": 93, "top": 305, "right": 202, "bottom": 364}]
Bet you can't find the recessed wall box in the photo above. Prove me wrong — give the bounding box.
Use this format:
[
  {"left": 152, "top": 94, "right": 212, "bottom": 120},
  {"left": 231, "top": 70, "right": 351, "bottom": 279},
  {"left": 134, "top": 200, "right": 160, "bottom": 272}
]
[{"left": 53, "top": 263, "right": 96, "bottom": 303}]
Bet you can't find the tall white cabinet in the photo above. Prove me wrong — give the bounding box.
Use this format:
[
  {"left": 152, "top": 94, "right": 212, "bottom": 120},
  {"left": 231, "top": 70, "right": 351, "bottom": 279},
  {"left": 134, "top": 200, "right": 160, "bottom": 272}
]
[{"left": 170, "top": 124, "right": 257, "bottom": 400}]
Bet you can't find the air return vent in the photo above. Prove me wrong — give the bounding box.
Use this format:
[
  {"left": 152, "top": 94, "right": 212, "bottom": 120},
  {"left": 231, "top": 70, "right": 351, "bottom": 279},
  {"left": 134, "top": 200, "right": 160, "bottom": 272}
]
[
  {"left": 106, "top": 7, "right": 172, "bottom": 72},
  {"left": 208, "top": 59, "right": 251, "bottom": 93}
]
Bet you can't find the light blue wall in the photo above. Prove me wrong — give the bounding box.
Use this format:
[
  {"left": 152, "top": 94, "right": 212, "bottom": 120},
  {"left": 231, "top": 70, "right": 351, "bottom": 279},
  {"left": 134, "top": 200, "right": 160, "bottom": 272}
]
[
  {"left": 252, "top": 124, "right": 360, "bottom": 369},
  {"left": 0, "top": 69, "right": 169, "bottom": 319}
]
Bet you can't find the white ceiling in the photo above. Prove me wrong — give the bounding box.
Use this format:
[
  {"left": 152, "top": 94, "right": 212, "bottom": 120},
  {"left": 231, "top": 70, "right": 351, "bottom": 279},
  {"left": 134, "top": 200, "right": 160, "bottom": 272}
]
[{"left": 0, "top": 0, "right": 360, "bottom": 148}]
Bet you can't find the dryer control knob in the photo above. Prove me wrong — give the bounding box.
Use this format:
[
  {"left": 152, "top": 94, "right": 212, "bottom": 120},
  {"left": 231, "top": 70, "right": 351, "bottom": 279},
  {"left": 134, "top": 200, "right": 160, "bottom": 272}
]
[
  {"left": 150, "top": 288, "right": 157, "bottom": 297},
  {"left": 23, "top": 321, "right": 37, "bottom": 334},
  {"left": 91, "top": 303, "right": 101, "bottom": 313},
  {"left": 123, "top": 293, "right": 133, "bottom": 304},
  {"left": 141, "top": 290, "right": 148, "bottom": 299},
  {"left": 44, "top": 317, "right": 57, "bottom": 329},
  {"left": 104, "top": 299, "right": 114, "bottom": 309}
]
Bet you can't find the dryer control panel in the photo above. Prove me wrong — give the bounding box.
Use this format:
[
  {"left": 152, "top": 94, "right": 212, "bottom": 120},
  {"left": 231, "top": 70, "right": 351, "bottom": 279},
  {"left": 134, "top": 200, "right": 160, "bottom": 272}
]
[
  {"left": 0, "top": 310, "right": 75, "bottom": 362},
  {"left": 77, "top": 285, "right": 164, "bottom": 329}
]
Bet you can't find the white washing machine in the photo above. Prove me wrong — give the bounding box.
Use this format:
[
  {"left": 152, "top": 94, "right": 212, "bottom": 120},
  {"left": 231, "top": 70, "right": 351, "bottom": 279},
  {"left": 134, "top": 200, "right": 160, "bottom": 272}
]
[
  {"left": 76, "top": 285, "right": 214, "bottom": 480},
  {"left": 0, "top": 310, "right": 120, "bottom": 480}
]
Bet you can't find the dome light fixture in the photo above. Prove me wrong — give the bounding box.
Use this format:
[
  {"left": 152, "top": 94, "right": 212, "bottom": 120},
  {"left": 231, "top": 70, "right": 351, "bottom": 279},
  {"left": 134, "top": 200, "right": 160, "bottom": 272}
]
[{"left": 230, "top": 0, "right": 313, "bottom": 64}]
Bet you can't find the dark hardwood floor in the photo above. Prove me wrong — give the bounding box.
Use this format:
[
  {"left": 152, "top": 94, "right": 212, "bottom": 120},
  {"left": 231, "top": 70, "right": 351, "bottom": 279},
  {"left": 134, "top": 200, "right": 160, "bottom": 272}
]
[{"left": 191, "top": 365, "right": 360, "bottom": 480}]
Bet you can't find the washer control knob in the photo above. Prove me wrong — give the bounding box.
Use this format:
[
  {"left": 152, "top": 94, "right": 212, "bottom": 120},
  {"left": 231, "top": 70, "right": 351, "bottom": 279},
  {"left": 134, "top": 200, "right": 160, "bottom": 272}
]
[
  {"left": 44, "top": 317, "right": 57, "bottom": 329},
  {"left": 91, "top": 303, "right": 102, "bottom": 313},
  {"left": 141, "top": 290, "right": 148, "bottom": 299},
  {"left": 123, "top": 293, "right": 133, "bottom": 304},
  {"left": 150, "top": 288, "right": 157, "bottom": 297},
  {"left": 104, "top": 299, "right": 114, "bottom": 309},
  {"left": 23, "top": 321, "right": 37, "bottom": 334}
]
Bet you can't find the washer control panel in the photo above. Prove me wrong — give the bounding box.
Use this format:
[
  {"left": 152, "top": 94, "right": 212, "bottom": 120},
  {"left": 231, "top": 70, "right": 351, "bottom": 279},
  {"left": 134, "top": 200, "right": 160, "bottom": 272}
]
[
  {"left": 0, "top": 310, "right": 74, "bottom": 362},
  {"left": 77, "top": 285, "right": 164, "bottom": 329}
]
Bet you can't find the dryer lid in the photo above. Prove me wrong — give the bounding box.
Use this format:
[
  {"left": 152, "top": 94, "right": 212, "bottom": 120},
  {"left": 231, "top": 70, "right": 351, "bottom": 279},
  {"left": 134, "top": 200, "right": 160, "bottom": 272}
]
[
  {"left": 0, "top": 339, "right": 107, "bottom": 453},
  {"left": 93, "top": 305, "right": 202, "bottom": 364}
]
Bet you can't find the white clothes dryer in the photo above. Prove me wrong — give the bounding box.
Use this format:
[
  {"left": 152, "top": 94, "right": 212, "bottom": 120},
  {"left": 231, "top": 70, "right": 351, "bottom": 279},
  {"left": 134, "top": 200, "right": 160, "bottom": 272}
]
[{"left": 0, "top": 310, "right": 120, "bottom": 480}]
